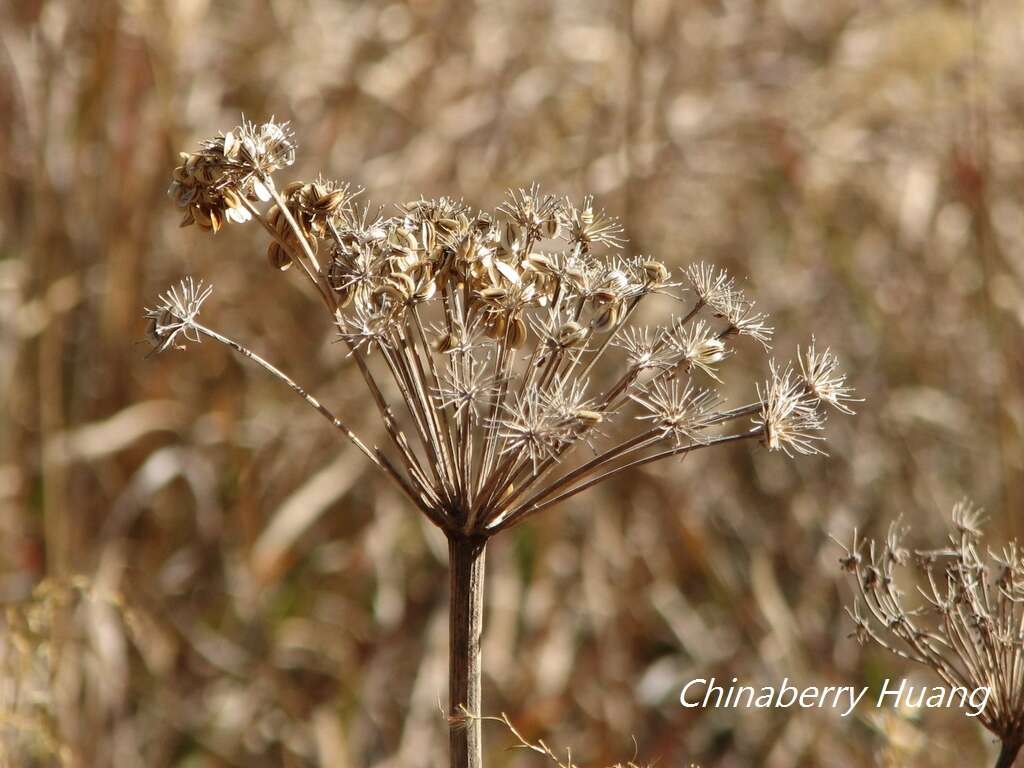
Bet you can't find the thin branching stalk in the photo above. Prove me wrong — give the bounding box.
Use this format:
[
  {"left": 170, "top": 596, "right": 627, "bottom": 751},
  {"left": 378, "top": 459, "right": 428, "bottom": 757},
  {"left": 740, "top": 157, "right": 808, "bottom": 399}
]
[{"left": 838, "top": 504, "right": 1024, "bottom": 766}]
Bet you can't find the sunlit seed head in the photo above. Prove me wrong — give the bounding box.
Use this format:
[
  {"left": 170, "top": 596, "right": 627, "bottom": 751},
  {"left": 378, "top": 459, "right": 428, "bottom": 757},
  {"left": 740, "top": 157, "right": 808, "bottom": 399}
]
[
  {"left": 798, "top": 337, "right": 859, "bottom": 415},
  {"left": 669, "top": 319, "right": 729, "bottom": 381},
  {"left": 562, "top": 195, "right": 625, "bottom": 252},
  {"left": 685, "top": 262, "right": 734, "bottom": 309},
  {"left": 436, "top": 357, "right": 500, "bottom": 418},
  {"left": 951, "top": 499, "right": 986, "bottom": 540},
  {"left": 613, "top": 326, "right": 673, "bottom": 373},
  {"left": 144, "top": 277, "right": 212, "bottom": 353},
  {"left": 754, "top": 361, "right": 826, "bottom": 456},
  {"left": 715, "top": 292, "right": 774, "bottom": 350},
  {"left": 630, "top": 380, "right": 720, "bottom": 446}
]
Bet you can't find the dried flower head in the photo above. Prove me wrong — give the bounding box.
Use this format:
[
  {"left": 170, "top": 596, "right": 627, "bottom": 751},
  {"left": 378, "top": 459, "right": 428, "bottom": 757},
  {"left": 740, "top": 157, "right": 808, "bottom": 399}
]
[
  {"left": 155, "top": 119, "right": 856, "bottom": 533},
  {"left": 155, "top": 119, "right": 857, "bottom": 768},
  {"left": 838, "top": 507, "right": 1024, "bottom": 764},
  {"left": 798, "top": 337, "right": 859, "bottom": 415},
  {"left": 668, "top": 319, "right": 729, "bottom": 381},
  {"left": 144, "top": 277, "right": 212, "bottom": 353},
  {"left": 753, "top": 361, "right": 827, "bottom": 457},
  {"left": 168, "top": 118, "right": 296, "bottom": 232},
  {"left": 630, "top": 380, "right": 720, "bottom": 447}
]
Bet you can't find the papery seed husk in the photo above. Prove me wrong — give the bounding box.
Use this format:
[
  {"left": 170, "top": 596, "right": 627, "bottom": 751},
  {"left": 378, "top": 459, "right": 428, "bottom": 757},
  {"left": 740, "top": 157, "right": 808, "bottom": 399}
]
[
  {"left": 421, "top": 221, "right": 436, "bottom": 252},
  {"left": 437, "top": 217, "right": 459, "bottom": 235},
  {"left": 479, "top": 286, "right": 507, "bottom": 302},
  {"left": 494, "top": 260, "right": 521, "bottom": 285},
  {"left": 644, "top": 260, "right": 670, "bottom": 285},
  {"left": 252, "top": 178, "right": 272, "bottom": 202},
  {"left": 193, "top": 205, "right": 212, "bottom": 228},
  {"left": 592, "top": 303, "right": 619, "bottom": 332},
  {"left": 485, "top": 313, "right": 506, "bottom": 340},
  {"left": 557, "top": 321, "right": 587, "bottom": 347},
  {"left": 508, "top": 316, "right": 528, "bottom": 348},
  {"left": 526, "top": 253, "right": 553, "bottom": 272}
]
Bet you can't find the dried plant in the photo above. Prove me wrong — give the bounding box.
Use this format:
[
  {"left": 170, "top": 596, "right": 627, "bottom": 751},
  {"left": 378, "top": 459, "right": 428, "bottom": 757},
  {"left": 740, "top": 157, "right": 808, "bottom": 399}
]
[
  {"left": 1, "top": 577, "right": 126, "bottom": 767},
  {"left": 152, "top": 118, "right": 855, "bottom": 768},
  {"left": 838, "top": 503, "right": 1024, "bottom": 767}
]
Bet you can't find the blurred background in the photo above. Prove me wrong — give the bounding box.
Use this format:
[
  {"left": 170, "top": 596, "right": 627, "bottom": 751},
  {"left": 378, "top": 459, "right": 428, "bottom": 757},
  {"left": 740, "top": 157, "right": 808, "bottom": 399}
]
[{"left": 2, "top": 0, "right": 1023, "bottom": 765}]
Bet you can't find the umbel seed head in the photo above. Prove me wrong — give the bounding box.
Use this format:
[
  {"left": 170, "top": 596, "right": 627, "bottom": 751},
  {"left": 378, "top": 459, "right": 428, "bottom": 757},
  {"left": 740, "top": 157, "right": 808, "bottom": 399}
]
[{"left": 153, "top": 118, "right": 856, "bottom": 536}]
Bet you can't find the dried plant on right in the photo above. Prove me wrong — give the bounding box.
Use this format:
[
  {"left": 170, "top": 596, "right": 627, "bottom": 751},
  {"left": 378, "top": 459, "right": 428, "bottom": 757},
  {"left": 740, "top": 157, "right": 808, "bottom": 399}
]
[{"left": 838, "top": 503, "right": 1024, "bottom": 767}]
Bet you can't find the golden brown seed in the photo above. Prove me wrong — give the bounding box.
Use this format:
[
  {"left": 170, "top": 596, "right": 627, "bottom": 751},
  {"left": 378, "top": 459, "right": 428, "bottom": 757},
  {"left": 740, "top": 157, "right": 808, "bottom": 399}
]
[
  {"left": 557, "top": 321, "right": 587, "bottom": 348},
  {"left": 508, "top": 316, "right": 528, "bottom": 348},
  {"left": 421, "top": 220, "right": 436, "bottom": 253},
  {"left": 643, "top": 260, "right": 670, "bottom": 285},
  {"left": 525, "top": 252, "right": 553, "bottom": 272},
  {"left": 574, "top": 410, "right": 604, "bottom": 425},
  {"left": 484, "top": 313, "right": 506, "bottom": 340},
  {"left": 479, "top": 286, "right": 507, "bottom": 302},
  {"left": 592, "top": 303, "right": 619, "bottom": 332}
]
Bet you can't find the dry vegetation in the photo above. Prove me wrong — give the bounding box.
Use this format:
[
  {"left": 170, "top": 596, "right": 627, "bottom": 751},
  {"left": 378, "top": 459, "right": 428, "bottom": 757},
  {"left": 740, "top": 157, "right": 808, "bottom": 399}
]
[{"left": 2, "top": 0, "right": 1024, "bottom": 766}]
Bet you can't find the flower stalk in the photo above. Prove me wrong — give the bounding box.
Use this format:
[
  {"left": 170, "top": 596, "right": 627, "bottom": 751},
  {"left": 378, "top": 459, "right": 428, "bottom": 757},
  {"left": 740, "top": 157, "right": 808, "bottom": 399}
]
[{"left": 448, "top": 535, "right": 487, "bottom": 768}]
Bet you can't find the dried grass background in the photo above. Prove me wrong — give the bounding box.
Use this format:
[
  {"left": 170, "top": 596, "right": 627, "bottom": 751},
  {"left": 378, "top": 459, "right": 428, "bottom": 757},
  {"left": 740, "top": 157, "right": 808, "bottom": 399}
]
[{"left": 2, "top": 0, "right": 1023, "bottom": 765}]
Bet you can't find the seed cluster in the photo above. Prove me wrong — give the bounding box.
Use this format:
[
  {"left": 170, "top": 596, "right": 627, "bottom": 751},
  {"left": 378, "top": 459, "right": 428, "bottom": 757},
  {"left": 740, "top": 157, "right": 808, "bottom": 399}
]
[
  {"left": 838, "top": 503, "right": 1024, "bottom": 751},
  {"left": 153, "top": 118, "right": 856, "bottom": 535}
]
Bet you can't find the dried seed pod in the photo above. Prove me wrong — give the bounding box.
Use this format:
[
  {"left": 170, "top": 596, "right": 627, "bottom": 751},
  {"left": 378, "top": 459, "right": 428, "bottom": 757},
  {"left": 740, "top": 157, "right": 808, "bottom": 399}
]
[
  {"left": 526, "top": 253, "right": 554, "bottom": 273},
  {"left": 393, "top": 227, "right": 418, "bottom": 253},
  {"left": 384, "top": 272, "right": 417, "bottom": 301},
  {"left": 484, "top": 313, "right": 506, "bottom": 340},
  {"left": 693, "top": 337, "right": 726, "bottom": 366},
  {"left": 643, "top": 260, "right": 670, "bottom": 286},
  {"left": 508, "top": 316, "right": 528, "bottom": 349},
  {"left": 574, "top": 409, "right": 604, "bottom": 426},
  {"left": 282, "top": 180, "right": 305, "bottom": 197},
  {"left": 499, "top": 221, "right": 520, "bottom": 253},
  {"left": 479, "top": 286, "right": 508, "bottom": 303},
  {"left": 592, "top": 302, "right": 620, "bottom": 333},
  {"left": 421, "top": 220, "right": 436, "bottom": 253},
  {"left": 556, "top": 321, "right": 587, "bottom": 348},
  {"left": 493, "top": 260, "right": 521, "bottom": 285}
]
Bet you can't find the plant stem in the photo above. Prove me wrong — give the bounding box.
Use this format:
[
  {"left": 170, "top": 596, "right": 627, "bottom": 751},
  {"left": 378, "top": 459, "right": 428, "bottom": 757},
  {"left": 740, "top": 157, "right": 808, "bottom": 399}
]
[
  {"left": 448, "top": 534, "right": 487, "bottom": 768},
  {"left": 996, "top": 741, "right": 1021, "bottom": 768}
]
